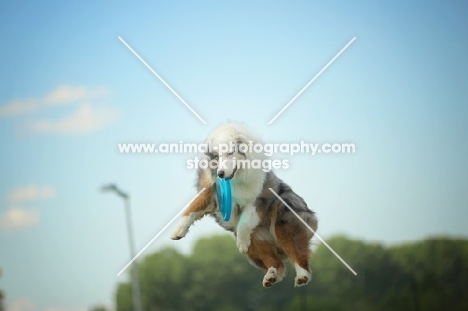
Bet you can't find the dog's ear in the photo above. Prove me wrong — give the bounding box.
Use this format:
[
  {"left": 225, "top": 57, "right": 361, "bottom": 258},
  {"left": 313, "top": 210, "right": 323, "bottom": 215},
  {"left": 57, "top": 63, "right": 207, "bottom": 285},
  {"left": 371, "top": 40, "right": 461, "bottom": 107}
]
[
  {"left": 203, "top": 140, "right": 220, "bottom": 161},
  {"left": 202, "top": 140, "right": 213, "bottom": 160}
]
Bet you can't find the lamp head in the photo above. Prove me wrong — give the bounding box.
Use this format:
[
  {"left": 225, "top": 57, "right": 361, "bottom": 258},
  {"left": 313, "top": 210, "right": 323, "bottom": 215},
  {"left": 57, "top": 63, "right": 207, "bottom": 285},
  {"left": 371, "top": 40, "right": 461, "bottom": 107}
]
[{"left": 101, "top": 184, "right": 129, "bottom": 198}]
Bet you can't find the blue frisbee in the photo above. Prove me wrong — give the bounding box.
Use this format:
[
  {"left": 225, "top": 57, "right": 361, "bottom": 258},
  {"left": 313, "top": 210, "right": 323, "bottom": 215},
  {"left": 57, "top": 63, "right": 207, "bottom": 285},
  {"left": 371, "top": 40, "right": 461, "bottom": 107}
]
[{"left": 216, "top": 176, "right": 232, "bottom": 221}]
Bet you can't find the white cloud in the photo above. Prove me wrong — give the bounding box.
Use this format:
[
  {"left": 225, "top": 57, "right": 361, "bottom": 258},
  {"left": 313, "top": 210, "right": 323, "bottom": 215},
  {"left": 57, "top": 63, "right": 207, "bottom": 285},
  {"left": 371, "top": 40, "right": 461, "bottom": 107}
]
[
  {"left": 0, "top": 99, "right": 39, "bottom": 117},
  {"left": 7, "top": 185, "right": 57, "bottom": 203},
  {"left": 7, "top": 299, "right": 36, "bottom": 311},
  {"left": 44, "top": 85, "right": 108, "bottom": 105},
  {"left": 0, "top": 207, "right": 39, "bottom": 230},
  {"left": 29, "top": 103, "right": 119, "bottom": 134},
  {"left": 43, "top": 85, "right": 89, "bottom": 104},
  {"left": 0, "top": 85, "right": 109, "bottom": 117}
]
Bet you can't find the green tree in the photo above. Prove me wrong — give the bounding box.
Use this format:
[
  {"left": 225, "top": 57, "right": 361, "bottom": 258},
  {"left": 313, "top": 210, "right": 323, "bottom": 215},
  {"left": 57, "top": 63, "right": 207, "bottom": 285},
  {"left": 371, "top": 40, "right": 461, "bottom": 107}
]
[
  {"left": 115, "top": 235, "right": 468, "bottom": 311},
  {"left": 318, "top": 236, "right": 421, "bottom": 310},
  {"left": 390, "top": 237, "right": 468, "bottom": 311},
  {"left": 139, "top": 247, "right": 190, "bottom": 311},
  {"left": 89, "top": 304, "right": 109, "bottom": 311},
  {"left": 0, "top": 267, "right": 5, "bottom": 311},
  {"left": 116, "top": 282, "right": 133, "bottom": 311}
]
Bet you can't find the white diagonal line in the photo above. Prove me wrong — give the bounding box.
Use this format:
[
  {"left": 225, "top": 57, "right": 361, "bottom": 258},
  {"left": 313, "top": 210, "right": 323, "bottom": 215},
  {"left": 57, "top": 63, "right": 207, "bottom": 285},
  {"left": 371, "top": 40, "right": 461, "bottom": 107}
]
[
  {"left": 117, "top": 188, "right": 206, "bottom": 276},
  {"left": 118, "top": 36, "right": 207, "bottom": 125},
  {"left": 268, "top": 37, "right": 356, "bottom": 124},
  {"left": 268, "top": 188, "right": 357, "bottom": 276}
]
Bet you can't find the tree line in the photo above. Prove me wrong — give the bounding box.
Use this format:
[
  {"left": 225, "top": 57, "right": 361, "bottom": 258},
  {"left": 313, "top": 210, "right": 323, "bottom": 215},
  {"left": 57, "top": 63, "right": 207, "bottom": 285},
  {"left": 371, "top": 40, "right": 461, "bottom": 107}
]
[{"left": 115, "top": 234, "right": 468, "bottom": 311}]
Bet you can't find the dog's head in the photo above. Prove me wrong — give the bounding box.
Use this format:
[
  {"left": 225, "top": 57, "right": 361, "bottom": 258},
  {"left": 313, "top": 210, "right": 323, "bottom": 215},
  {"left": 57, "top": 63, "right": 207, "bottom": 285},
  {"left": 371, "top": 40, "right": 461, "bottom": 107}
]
[{"left": 203, "top": 123, "right": 265, "bottom": 181}]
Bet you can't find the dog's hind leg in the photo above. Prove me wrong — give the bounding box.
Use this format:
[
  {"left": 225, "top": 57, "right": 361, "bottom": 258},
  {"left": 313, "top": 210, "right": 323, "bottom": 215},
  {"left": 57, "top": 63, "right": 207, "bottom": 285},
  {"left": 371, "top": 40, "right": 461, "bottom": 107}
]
[
  {"left": 275, "top": 219, "right": 314, "bottom": 287},
  {"left": 171, "top": 185, "right": 216, "bottom": 240},
  {"left": 247, "top": 238, "right": 286, "bottom": 288}
]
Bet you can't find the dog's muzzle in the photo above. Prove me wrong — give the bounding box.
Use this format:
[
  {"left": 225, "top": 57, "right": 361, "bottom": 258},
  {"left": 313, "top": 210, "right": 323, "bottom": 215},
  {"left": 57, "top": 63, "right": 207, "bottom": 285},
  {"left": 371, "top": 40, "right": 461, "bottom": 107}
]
[
  {"left": 219, "top": 165, "right": 237, "bottom": 179},
  {"left": 228, "top": 165, "right": 237, "bottom": 179}
]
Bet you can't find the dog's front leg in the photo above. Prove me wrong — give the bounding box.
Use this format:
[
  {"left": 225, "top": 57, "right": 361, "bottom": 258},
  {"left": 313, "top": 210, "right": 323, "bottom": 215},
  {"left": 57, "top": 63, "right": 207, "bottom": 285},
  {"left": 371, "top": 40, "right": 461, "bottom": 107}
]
[
  {"left": 236, "top": 204, "right": 260, "bottom": 253},
  {"left": 171, "top": 186, "right": 215, "bottom": 240}
]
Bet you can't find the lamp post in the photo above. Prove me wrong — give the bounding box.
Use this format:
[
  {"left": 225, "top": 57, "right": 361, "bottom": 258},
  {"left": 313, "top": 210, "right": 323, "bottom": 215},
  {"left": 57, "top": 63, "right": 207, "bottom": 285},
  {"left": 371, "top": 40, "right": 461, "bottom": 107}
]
[{"left": 101, "top": 184, "right": 143, "bottom": 311}]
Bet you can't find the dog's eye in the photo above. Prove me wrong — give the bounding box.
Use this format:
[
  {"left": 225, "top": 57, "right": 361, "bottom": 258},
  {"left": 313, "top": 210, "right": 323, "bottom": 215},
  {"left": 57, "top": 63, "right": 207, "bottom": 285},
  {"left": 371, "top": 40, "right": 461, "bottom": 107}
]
[{"left": 227, "top": 152, "right": 234, "bottom": 156}]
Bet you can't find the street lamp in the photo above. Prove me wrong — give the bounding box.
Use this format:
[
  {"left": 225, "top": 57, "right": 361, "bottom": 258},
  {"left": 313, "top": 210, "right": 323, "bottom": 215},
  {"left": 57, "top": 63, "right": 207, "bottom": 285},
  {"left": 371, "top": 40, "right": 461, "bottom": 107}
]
[{"left": 101, "top": 184, "right": 143, "bottom": 311}]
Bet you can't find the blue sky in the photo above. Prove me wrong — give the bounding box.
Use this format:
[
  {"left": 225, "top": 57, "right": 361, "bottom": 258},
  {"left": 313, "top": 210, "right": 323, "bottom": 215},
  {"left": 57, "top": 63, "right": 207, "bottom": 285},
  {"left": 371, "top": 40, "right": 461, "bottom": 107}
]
[{"left": 1, "top": 0, "right": 468, "bottom": 310}]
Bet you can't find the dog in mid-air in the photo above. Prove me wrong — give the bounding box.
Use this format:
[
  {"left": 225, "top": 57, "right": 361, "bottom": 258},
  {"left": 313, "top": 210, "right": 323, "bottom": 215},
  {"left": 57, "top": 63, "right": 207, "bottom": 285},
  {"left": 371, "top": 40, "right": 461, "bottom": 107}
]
[{"left": 171, "top": 122, "right": 318, "bottom": 287}]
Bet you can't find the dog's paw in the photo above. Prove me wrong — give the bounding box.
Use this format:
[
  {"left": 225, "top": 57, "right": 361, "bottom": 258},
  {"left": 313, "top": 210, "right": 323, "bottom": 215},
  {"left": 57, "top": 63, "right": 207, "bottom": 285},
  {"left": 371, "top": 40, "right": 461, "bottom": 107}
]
[
  {"left": 171, "top": 217, "right": 190, "bottom": 240},
  {"left": 263, "top": 267, "right": 279, "bottom": 288},
  {"left": 294, "top": 275, "right": 310, "bottom": 287},
  {"left": 294, "top": 265, "right": 311, "bottom": 287},
  {"left": 236, "top": 238, "right": 251, "bottom": 254},
  {"left": 170, "top": 226, "right": 188, "bottom": 240}
]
